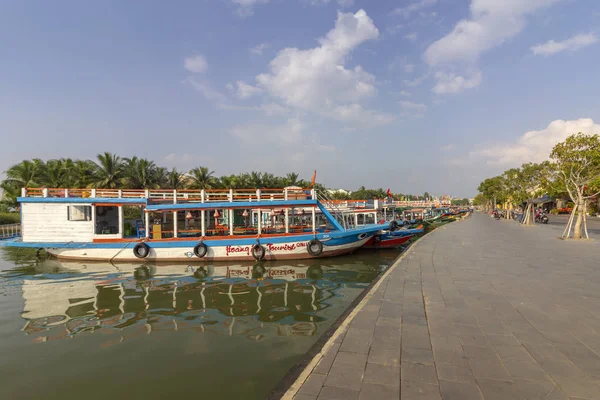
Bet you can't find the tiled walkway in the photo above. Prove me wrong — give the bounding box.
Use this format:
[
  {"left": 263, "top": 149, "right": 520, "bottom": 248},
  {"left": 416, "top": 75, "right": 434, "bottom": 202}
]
[{"left": 286, "top": 213, "right": 600, "bottom": 399}]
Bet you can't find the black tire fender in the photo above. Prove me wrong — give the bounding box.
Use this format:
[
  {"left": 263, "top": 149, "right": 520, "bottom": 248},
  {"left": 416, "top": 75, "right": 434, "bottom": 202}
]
[
  {"left": 307, "top": 239, "right": 324, "bottom": 256},
  {"left": 251, "top": 244, "right": 266, "bottom": 261},
  {"left": 133, "top": 242, "right": 150, "bottom": 259},
  {"left": 193, "top": 242, "right": 208, "bottom": 258},
  {"left": 389, "top": 220, "right": 398, "bottom": 232}
]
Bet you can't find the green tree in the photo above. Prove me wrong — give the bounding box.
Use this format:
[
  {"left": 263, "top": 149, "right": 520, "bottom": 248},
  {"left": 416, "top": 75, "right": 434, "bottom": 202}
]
[
  {"left": 92, "top": 152, "right": 123, "bottom": 189},
  {"left": 189, "top": 166, "right": 216, "bottom": 190},
  {"left": 123, "top": 157, "right": 158, "bottom": 189},
  {"left": 550, "top": 133, "right": 600, "bottom": 239},
  {"left": 4, "top": 159, "right": 44, "bottom": 188},
  {"left": 477, "top": 176, "right": 506, "bottom": 211}
]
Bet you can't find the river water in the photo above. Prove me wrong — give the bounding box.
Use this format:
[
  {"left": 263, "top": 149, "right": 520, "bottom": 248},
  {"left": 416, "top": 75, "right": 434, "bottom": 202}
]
[{"left": 0, "top": 247, "right": 400, "bottom": 400}]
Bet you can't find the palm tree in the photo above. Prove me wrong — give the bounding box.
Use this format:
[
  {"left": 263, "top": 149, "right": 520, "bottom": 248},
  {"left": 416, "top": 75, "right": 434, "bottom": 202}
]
[
  {"left": 123, "top": 157, "right": 158, "bottom": 188},
  {"left": 165, "top": 168, "right": 185, "bottom": 189},
  {"left": 3, "top": 159, "right": 44, "bottom": 188},
  {"left": 0, "top": 181, "right": 21, "bottom": 209},
  {"left": 249, "top": 171, "right": 262, "bottom": 188},
  {"left": 42, "top": 159, "right": 67, "bottom": 187},
  {"left": 285, "top": 172, "right": 300, "bottom": 187},
  {"left": 72, "top": 160, "right": 97, "bottom": 187},
  {"left": 189, "top": 166, "right": 215, "bottom": 190},
  {"left": 92, "top": 152, "right": 123, "bottom": 188}
]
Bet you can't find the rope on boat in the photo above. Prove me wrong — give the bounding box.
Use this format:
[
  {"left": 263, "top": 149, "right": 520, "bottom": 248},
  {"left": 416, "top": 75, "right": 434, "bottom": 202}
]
[{"left": 109, "top": 242, "right": 132, "bottom": 263}]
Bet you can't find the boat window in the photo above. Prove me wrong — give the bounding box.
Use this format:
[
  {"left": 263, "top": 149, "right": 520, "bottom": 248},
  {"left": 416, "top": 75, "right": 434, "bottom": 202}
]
[
  {"left": 67, "top": 205, "right": 91, "bottom": 221},
  {"left": 365, "top": 213, "right": 375, "bottom": 224},
  {"left": 357, "top": 214, "right": 365, "bottom": 225},
  {"left": 95, "top": 206, "right": 119, "bottom": 234}
]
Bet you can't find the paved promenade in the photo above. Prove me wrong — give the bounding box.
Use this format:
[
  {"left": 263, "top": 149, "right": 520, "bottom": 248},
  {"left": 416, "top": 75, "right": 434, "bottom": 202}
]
[{"left": 285, "top": 212, "right": 600, "bottom": 400}]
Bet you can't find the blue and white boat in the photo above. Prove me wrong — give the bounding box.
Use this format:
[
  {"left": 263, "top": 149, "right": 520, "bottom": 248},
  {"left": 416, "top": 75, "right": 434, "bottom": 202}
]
[{"left": 2, "top": 187, "right": 388, "bottom": 262}]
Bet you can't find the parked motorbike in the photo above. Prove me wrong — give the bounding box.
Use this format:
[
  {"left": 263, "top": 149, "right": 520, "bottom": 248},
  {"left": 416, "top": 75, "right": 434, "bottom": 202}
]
[{"left": 535, "top": 210, "right": 549, "bottom": 224}]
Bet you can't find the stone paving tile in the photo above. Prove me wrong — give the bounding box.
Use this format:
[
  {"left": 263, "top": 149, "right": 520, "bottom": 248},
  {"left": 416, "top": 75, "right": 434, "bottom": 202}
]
[
  {"left": 402, "top": 362, "right": 439, "bottom": 385},
  {"left": 368, "top": 346, "right": 400, "bottom": 366},
  {"left": 468, "top": 357, "right": 512, "bottom": 381},
  {"left": 435, "top": 362, "right": 476, "bottom": 384},
  {"left": 331, "top": 351, "right": 368, "bottom": 370},
  {"left": 294, "top": 394, "right": 317, "bottom": 400},
  {"left": 297, "top": 373, "right": 327, "bottom": 397},
  {"left": 317, "top": 386, "right": 359, "bottom": 400},
  {"left": 402, "top": 347, "right": 435, "bottom": 364},
  {"left": 486, "top": 333, "right": 522, "bottom": 347},
  {"left": 358, "top": 383, "right": 400, "bottom": 400},
  {"left": 363, "top": 363, "right": 400, "bottom": 386},
  {"left": 401, "top": 380, "right": 442, "bottom": 400},
  {"left": 324, "top": 366, "right": 364, "bottom": 392},
  {"left": 439, "top": 380, "right": 484, "bottom": 400},
  {"left": 502, "top": 360, "right": 552, "bottom": 381}
]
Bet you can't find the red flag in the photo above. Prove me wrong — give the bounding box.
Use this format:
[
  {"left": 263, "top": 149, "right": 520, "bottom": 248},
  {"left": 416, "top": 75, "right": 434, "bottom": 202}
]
[
  {"left": 310, "top": 170, "right": 317, "bottom": 187},
  {"left": 387, "top": 188, "right": 392, "bottom": 197}
]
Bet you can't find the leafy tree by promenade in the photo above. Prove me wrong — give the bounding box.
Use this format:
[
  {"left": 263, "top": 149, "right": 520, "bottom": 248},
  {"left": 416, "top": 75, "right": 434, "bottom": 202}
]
[
  {"left": 511, "top": 162, "right": 550, "bottom": 225},
  {"left": 477, "top": 176, "right": 506, "bottom": 211},
  {"left": 476, "top": 132, "right": 600, "bottom": 239},
  {"left": 550, "top": 133, "right": 600, "bottom": 239}
]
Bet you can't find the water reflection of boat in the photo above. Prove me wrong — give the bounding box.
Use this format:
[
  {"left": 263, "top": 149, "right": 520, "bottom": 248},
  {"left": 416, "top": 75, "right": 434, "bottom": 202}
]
[{"left": 21, "top": 259, "right": 385, "bottom": 343}]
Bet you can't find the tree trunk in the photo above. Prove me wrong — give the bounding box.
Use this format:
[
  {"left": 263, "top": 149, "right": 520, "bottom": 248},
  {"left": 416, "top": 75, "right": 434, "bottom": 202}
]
[{"left": 573, "top": 201, "right": 583, "bottom": 239}]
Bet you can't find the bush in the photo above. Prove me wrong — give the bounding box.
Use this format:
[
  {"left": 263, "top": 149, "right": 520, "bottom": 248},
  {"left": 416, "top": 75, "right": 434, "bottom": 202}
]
[
  {"left": 0, "top": 212, "right": 20, "bottom": 224},
  {"left": 550, "top": 208, "right": 559, "bottom": 215}
]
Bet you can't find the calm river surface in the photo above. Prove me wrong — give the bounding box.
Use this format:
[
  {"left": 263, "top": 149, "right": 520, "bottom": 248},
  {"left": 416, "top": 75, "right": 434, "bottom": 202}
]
[{"left": 0, "top": 247, "right": 400, "bottom": 400}]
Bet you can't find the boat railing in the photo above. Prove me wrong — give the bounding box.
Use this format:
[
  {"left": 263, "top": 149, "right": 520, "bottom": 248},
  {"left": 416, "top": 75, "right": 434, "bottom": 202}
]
[
  {"left": 0, "top": 223, "right": 21, "bottom": 240},
  {"left": 21, "top": 187, "right": 316, "bottom": 204}
]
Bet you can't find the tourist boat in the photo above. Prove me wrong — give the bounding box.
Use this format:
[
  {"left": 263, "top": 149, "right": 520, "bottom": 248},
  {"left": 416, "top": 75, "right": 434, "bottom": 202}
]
[
  {"left": 361, "top": 233, "right": 414, "bottom": 249},
  {"left": 1, "top": 187, "right": 389, "bottom": 262},
  {"left": 388, "top": 224, "right": 424, "bottom": 237}
]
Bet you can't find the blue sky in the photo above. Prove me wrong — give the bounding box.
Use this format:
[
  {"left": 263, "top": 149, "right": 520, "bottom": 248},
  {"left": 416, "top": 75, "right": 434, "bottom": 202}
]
[{"left": 1, "top": 0, "right": 599, "bottom": 197}]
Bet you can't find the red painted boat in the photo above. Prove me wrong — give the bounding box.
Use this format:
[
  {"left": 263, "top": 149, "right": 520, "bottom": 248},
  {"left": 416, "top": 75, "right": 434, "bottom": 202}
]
[{"left": 362, "top": 234, "right": 414, "bottom": 249}]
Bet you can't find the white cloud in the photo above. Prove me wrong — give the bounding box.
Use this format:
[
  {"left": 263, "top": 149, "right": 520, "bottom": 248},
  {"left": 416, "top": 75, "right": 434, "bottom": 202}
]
[
  {"left": 440, "top": 144, "right": 456, "bottom": 151},
  {"left": 308, "top": 0, "right": 355, "bottom": 7},
  {"left": 432, "top": 70, "right": 482, "bottom": 94},
  {"left": 404, "top": 73, "right": 428, "bottom": 87},
  {"left": 185, "top": 78, "right": 227, "bottom": 102},
  {"left": 399, "top": 90, "right": 411, "bottom": 97},
  {"left": 390, "top": 0, "right": 438, "bottom": 18},
  {"left": 400, "top": 100, "right": 427, "bottom": 117},
  {"left": 250, "top": 43, "right": 270, "bottom": 55},
  {"left": 469, "top": 118, "right": 600, "bottom": 165},
  {"left": 425, "top": 0, "right": 561, "bottom": 66},
  {"left": 424, "top": 0, "right": 561, "bottom": 93},
  {"left": 404, "top": 64, "right": 415, "bottom": 73},
  {"left": 253, "top": 10, "right": 394, "bottom": 126},
  {"left": 259, "top": 102, "right": 290, "bottom": 116},
  {"left": 405, "top": 32, "right": 418, "bottom": 41},
  {"left": 531, "top": 33, "right": 598, "bottom": 56},
  {"left": 184, "top": 55, "right": 208, "bottom": 73},
  {"left": 236, "top": 80, "right": 263, "bottom": 99},
  {"left": 232, "top": 0, "right": 270, "bottom": 17}
]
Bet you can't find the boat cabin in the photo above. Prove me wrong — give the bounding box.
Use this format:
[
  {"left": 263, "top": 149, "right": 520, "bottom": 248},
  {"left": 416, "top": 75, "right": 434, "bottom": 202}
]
[{"left": 18, "top": 187, "right": 337, "bottom": 244}]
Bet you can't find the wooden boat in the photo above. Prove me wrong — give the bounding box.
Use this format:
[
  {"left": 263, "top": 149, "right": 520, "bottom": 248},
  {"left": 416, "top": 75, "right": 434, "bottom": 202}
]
[
  {"left": 361, "top": 233, "right": 414, "bottom": 249},
  {"left": 2, "top": 187, "right": 388, "bottom": 262}
]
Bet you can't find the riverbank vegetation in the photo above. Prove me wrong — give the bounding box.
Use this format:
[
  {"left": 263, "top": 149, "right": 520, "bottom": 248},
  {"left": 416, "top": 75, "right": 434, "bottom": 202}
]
[
  {"left": 1, "top": 153, "right": 435, "bottom": 211},
  {"left": 476, "top": 133, "right": 600, "bottom": 239}
]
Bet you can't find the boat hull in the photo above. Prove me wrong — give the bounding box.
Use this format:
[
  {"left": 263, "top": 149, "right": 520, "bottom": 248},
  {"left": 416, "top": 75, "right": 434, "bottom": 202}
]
[
  {"left": 37, "top": 230, "right": 378, "bottom": 262},
  {"left": 362, "top": 234, "right": 413, "bottom": 249}
]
